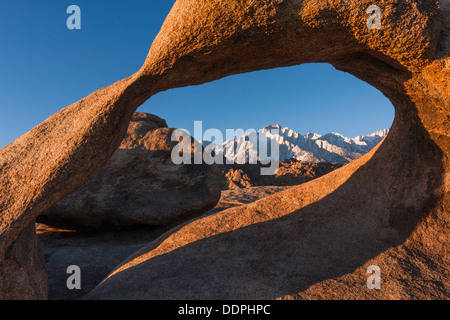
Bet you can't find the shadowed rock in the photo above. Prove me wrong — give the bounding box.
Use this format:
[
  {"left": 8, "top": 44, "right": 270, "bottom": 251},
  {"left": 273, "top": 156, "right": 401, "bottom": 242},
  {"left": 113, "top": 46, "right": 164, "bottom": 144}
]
[
  {"left": 0, "top": 0, "right": 449, "bottom": 299},
  {"left": 0, "top": 222, "right": 47, "bottom": 300},
  {"left": 38, "top": 112, "right": 221, "bottom": 230},
  {"left": 37, "top": 225, "right": 170, "bottom": 300}
]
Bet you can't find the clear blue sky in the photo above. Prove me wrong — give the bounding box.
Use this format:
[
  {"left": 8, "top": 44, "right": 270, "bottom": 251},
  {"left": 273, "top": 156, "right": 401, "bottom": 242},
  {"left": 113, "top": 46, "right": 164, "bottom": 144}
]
[{"left": 0, "top": 0, "right": 394, "bottom": 149}]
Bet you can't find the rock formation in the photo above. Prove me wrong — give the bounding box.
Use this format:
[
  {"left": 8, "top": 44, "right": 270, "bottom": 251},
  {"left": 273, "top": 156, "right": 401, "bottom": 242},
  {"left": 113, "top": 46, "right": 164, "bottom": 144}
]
[
  {"left": 37, "top": 112, "right": 221, "bottom": 230},
  {"left": 0, "top": 0, "right": 449, "bottom": 299},
  {"left": 219, "top": 160, "right": 342, "bottom": 189},
  {"left": 86, "top": 0, "right": 450, "bottom": 299},
  {"left": 0, "top": 222, "right": 47, "bottom": 300},
  {"left": 37, "top": 224, "right": 168, "bottom": 300}
]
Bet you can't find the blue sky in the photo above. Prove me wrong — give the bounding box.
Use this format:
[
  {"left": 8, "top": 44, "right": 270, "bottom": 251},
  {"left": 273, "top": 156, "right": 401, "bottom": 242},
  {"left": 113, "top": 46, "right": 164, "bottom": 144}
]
[{"left": 0, "top": 1, "right": 394, "bottom": 149}]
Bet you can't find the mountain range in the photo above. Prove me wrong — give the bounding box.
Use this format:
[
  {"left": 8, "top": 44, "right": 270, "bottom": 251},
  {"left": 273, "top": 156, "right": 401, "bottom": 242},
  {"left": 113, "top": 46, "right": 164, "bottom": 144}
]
[{"left": 203, "top": 124, "right": 389, "bottom": 164}]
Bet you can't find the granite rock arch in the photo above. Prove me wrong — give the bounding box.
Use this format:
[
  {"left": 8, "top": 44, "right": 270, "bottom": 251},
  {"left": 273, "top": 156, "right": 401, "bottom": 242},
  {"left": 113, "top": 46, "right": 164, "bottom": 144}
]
[{"left": 0, "top": 0, "right": 448, "bottom": 299}]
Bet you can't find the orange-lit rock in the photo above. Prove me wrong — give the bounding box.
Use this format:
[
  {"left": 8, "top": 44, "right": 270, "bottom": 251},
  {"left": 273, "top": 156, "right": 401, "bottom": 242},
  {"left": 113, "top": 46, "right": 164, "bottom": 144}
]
[{"left": 1, "top": 0, "right": 448, "bottom": 299}]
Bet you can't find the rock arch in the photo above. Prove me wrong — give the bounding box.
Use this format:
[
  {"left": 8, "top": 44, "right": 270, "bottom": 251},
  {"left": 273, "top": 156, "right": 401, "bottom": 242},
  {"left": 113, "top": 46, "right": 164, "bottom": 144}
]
[{"left": 0, "top": 0, "right": 448, "bottom": 299}]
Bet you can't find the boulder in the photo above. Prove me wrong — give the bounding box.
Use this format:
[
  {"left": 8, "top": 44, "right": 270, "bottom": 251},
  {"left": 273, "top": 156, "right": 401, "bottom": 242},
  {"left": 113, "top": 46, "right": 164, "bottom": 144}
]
[
  {"left": 224, "top": 169, "right": 253, "bottom": 189},
  {"left": 0, "top": 222, "right": 47, "bottom": 300},
  {"left": 38, "top": 112, "right": 221, "bottom": 230}
]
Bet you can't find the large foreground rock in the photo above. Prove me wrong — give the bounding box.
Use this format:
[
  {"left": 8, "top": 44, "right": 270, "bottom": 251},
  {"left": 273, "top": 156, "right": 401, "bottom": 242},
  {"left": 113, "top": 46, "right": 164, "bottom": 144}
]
[
  {"left": 0, "top": 222, "right": 47, "bottom": 299},
  {"left": 37, "top": 224, "right": 168, "bottom": 300},
  {"left": 86, "top": 0, "right": 449, "bottom": 299},
  {"left": 0, "top": 0, "right": 449, "bottom": 299},
  {"left": 38, "top": 113, "right": 221, "bottom": 230},
  {"left": 39, "top": 187, "right": 285, "bottom": 300}
]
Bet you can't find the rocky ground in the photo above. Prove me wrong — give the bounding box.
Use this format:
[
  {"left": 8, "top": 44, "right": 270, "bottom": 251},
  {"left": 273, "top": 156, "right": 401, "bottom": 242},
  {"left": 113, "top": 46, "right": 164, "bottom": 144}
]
[
  {"left": 37, "top": 185, "right": 293, "bottom": 300},
  {"left": 37, "top": 163, "right": 340, "bottom": 300},
  {"left": 37, "top": 224, "right": 168, "bottom": 300}
]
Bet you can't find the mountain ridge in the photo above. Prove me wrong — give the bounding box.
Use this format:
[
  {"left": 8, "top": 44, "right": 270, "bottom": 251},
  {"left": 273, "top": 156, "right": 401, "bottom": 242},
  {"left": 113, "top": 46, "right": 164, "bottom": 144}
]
[{"left": 204, "top": 125, "right": 389, "bottom": 164}]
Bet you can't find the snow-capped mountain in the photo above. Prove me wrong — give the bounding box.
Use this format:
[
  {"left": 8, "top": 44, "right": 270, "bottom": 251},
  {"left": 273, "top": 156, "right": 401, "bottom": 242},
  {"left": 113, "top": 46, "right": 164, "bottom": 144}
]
[{"left": 205, "top": 124, "right": 389, "bottom": 164}]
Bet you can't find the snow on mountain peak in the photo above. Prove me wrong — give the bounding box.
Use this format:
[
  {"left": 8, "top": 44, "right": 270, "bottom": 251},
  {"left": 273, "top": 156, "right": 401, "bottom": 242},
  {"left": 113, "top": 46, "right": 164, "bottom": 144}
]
[
  {"left": 304, "top": 132, "right": 322, "bottom": 140},
  {"left": 365, "top": 129, "right": 389, "bottom": 137},
  {"left": 263, "top": 123, "right": 282, "bottom": 130},
  {"left": 220, "top": 124, "right": 389, "bottom": 164}
]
